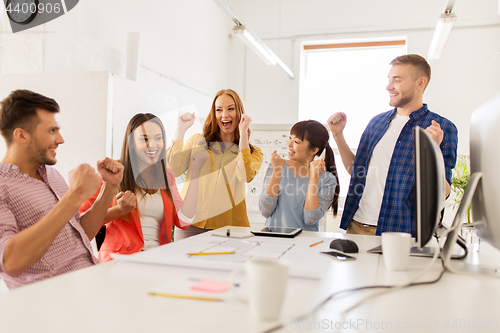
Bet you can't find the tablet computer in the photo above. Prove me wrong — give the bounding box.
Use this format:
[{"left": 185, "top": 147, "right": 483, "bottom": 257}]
[{"left": 250, "top": 226, "right": 302, "bottom": 238}]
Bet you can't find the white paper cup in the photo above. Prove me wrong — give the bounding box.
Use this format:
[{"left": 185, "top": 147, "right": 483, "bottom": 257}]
[
  {"left": 382, "top": 232, "right": 411, "bottom": 271},
  {"left": 229, "top": 258, "right": 289, "bottom": 320}
]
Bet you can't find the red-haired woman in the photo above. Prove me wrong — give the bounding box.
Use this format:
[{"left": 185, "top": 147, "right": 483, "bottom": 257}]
[{"left": 167, "top": 89, "right": 263, "bottom": 239}]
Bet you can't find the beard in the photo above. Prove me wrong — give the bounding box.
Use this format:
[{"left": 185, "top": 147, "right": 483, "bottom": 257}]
[
  {"left": 390, "top": 92, "right": 414, "bottom": 108},
  {"left": 389, "top": 84, "right": 416, "bottom": 108},
  {"left": 26, "top": 135, "right": 56, "bottom": 166}
]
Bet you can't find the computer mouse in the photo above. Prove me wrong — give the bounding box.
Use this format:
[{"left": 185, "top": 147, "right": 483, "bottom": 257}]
[{"left": 329, "top": 239, "right": 359, "bottom": 253}]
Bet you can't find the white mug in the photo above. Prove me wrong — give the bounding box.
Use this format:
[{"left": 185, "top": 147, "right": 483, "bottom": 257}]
[
  {"left": 229, "top": 258, "right": 289, "bottom": 321},
  {"left": 382, "top": 232, "right": 411, "bottom": 271}
]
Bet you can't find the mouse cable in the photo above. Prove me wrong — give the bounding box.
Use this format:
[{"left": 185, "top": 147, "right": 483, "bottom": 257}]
[{"left": 262, "top": 236, "right": 446, "bottom": 333}]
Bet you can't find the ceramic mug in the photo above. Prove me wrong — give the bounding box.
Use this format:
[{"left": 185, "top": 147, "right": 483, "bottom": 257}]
[
  {"left": 228, "top": 258, "right": 289, "bottom": 320},
  {"left": 382, "top": 232, "right": 412, "bottom": 271}
]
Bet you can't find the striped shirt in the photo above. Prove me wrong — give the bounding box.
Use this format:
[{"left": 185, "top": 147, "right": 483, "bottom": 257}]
[
  {"left": 0, "top": 163, "right": 98, "bottom": 289},
  {"left": 340, "top": 104, "right": 458, "bottom": 236}
]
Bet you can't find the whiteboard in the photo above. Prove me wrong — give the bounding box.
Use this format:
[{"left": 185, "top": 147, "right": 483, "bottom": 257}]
[{"left": 246, "top": 127, "right": 292, "bottom": 215}]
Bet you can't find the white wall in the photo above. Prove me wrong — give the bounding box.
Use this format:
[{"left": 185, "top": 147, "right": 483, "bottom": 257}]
[
  {"left": 0, "top": 71, "right": 208, "bottom": 183},
  {"left": 109, "top": 75, "right": 209, "bottom": 160},
  {"left": 0, "top": 72, "right": 111, "bottom": 180},
  {"left": 228, "top": 0, "right": 500, "bottom": 155},
  {"left": 1, "top": 0, "right": 233, "bottom": 105},
  {"left": 1, "top": 1, "right": 499, "bottom": 156}
]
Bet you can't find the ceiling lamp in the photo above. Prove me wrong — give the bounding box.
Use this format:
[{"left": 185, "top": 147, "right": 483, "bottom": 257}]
[
  {"left": 213, "top": 0, "right": 294, "bottom": 78},
  {"left": 427, "top": 0, "right": 458, "bottom": 60}
]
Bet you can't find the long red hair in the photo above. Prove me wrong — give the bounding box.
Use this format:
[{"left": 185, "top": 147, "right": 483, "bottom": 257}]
[{"left": 202, "top": 89, "right": 256, "bottom": 153}]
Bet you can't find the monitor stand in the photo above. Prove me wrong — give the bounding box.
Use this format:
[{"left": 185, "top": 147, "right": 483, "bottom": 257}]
[
  {"left": 442, "top": 172, "right": 500, "bottom": 278},
  {"left": 409, "top": 226, "right": 467, "bottom": 259},
  {"left": 367, "top": 237, "right": 467, "bottom": 259}
]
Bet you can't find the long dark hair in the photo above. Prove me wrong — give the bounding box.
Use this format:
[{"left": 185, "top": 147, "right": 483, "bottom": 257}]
[
  {"left": 119, "top": 113, "right": 174, "bottom": 204},
  {"left": 202, "top": 89, "right": 256, "bottom": 153},
  {"left": 290, "top": 120, "right": 340, "bottom": 215}
]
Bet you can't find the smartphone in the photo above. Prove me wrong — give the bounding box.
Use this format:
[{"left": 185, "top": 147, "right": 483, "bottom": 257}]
[{"left": 321, "top": 250, "right": 356, "bottom": 261}]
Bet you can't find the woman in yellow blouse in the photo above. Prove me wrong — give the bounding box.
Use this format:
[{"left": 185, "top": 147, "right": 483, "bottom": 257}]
[{"left": 167, "top": 89, "right": 263, "bottom": 239}]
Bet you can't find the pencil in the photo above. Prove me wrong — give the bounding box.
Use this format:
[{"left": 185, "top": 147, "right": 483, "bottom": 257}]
[
  {"left": 187, "top": 251, "right": 235, "bottom": 256},
  {"left": 148, "top": 292, "right": 222, "bottom": 302},
  {"left": 309, "top": 240, "right": 324, "bottom": 247}
]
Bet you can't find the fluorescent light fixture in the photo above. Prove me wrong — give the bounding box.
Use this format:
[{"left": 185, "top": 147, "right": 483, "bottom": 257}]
[
  {"left": 428, "top": 11, "right": 457, "bottom": 60},
  {"left": 232, "top": 25, "right": 277, "bottom": 66},
  {"left": 232, "top": 25, "right": 294, "bottom": 78},
  {"left": 213, "top": 0, "right": 294, "bottom": 78}
]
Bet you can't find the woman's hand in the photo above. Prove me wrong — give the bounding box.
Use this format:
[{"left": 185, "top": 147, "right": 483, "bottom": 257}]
[
  {"left": 310, "top": 159, "right": 325, "bottom": 179},
  {"left": 270, "top": 150, "right": 285, "bottom": 171},
  {"left": 177, "top": 112, "right": 195, "bottom": 133},
  {"left": 239, "top": 113, "right": 252, "bottom": 134},
  {"left": 191, "top": 149, "right": 209, "bottom": 175},
  {"left": 116, "top": 191, "right": 136, "bottom": 215}
]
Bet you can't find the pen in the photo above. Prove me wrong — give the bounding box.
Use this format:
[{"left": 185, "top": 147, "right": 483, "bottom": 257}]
[
  {"left": 148, "top": 292, "right": 222, "bottom": 302},
  {"left": 309, "top": 240, "right": 324, "bottom": 247},
  {"left": 187, "top": 251, "right": 235, "bottom": 256},
  {"left": 226, "top": 229, "right": 230, "bottom": 237}
]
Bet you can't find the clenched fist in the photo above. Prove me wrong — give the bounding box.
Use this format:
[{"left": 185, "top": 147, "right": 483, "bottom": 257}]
[
  {"left": 310, "top": 159, "right": 326, "bottom": 179},
  {"left": 177, "top": 112, "right": 196, "bottom": 133},
  {"left": 116, "top": 191, "right": 136, "bottom": 215},
  {"left": 327, "top": 112, "right": 347, "bottom": 138},
  {"left": 68, "top": 164, "right": 101, "bottom": 203},
  {"left": 97, "top": 158, "right": 124, "bottom": 187}
]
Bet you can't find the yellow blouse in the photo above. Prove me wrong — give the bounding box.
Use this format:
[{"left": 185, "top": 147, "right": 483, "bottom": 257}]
[{"left": 166, "top": 133, "right": 263, "bottom": 229}]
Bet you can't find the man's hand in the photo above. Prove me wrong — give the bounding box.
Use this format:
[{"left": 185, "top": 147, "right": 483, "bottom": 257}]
[
  {"left": 68, "top": 164, "right": 101, "bottom": 203},
  {"left": 177, "top": 112, "right": 195, "bottom": 133},
  {"left": 116, "top": 191, "right": 136, "bottom": 215},
  {"left": 310, "top": 159, "right": 326, "bottom": 179},
  {"left": 239, "top": 114, "right": 252, "bottom": 134},
  {"left": 425, "top": 120, "right": 444, "bottom": 146},
  {"left": 327, "top": 112, "right": 347, "bottom": 139},
  {"left": 97, "top": 158, "right": 124, "bottom": 187}
]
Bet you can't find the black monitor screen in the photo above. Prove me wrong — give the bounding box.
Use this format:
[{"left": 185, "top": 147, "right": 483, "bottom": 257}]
[{"left": 414, "top": 126, "right": 445, "bottom": 248}]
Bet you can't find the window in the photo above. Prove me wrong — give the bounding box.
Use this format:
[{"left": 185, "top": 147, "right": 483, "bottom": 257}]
[{"left": 299, "top": 38, "right": 406, "bottom": 199}]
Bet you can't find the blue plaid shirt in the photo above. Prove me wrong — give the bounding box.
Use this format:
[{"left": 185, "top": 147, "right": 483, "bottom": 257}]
[{"left": 340, "top": 104, "right": 458, "bottom": 236}]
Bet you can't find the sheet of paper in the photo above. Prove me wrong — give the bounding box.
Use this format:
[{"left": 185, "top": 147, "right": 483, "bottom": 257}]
[{"left": 112, "top": 234, "right": 335, "bottom": 280}]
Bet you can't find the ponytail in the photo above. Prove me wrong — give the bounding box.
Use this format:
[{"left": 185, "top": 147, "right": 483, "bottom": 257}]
[
  {"left": 291, "top": 120, "right": 340, "bottom": 216},
  {"left": 324, "top": 145, "right": 340, "bottom": 216}
]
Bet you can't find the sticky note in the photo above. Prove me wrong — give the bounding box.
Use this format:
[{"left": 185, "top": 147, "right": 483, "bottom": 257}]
[{"left": 190, "top": 279, "right": 229, "bottom": 293}]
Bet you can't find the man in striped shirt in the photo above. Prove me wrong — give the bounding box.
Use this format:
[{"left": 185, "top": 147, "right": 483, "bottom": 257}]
[
  {"left": 0, "top": 90, "right": 123, "bottom": 289},
  {"left": 328, "top": 54, "right": 458, "bottom": 236}
]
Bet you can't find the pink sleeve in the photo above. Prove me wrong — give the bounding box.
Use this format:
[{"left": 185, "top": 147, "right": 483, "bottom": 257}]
[{"left": 167, "top": 168, "right": 183, "bottom": 213}]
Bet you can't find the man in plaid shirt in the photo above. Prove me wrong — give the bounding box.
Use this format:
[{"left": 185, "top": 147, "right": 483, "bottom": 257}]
[
  {"left": 0, "top": 90, "right": 123, "bottom": 289},
  {"left": 328, "top": 54, "right": 458, "bottom": 236}
]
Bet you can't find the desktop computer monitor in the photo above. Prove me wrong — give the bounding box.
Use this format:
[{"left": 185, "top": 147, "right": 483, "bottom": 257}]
[
  {"left": 469, "top": 93, "right": 500, "bottom": 250},
  {"left": 414, "top": 126, "right": 446, "bottom": 248},
  {"left": 442, "top": 92, "right": 500, "bottom": 274},
  {"left": 368, "top": 126, "right": 462, "bottom": 258}
]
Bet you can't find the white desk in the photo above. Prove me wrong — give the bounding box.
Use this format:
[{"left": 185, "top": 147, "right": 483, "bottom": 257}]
[{"left": 1, "top": 229, "right": 499, "bottom": 333}]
